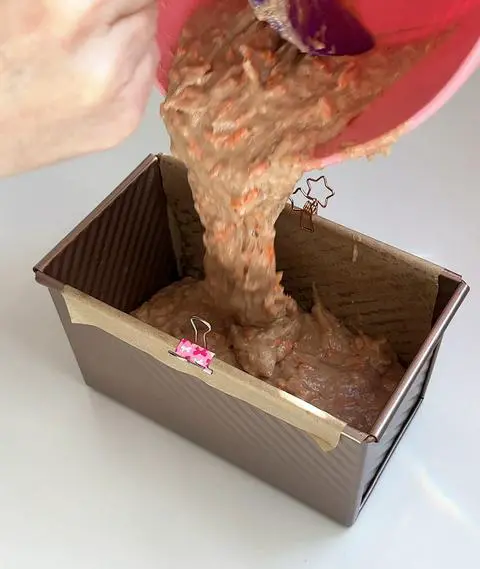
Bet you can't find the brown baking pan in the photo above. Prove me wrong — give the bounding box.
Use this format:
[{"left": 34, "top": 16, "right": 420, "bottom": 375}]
[{"left": 34, "top": 154, "right": 468, "bottom": 526}]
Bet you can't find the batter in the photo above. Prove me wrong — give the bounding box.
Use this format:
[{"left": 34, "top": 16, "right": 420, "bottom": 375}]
[
  {"left": 134, "top": 1, "right": 435, "bottom": 431},
  {"left": 133, "top": 278, "right": 403, "bottom": 432}
]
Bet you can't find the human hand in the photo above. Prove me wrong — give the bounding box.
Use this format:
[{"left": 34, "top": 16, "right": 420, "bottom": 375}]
[{"left": 0, "top": 0, "right": 158, "bottom": 177}]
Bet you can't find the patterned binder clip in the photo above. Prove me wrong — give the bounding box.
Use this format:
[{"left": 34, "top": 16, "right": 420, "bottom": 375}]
[{"left": 169, "top": 316, "right": 215, "bottom": 375}]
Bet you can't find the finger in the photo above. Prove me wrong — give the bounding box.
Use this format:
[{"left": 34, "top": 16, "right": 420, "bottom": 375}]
[
  {"left": 73, "top": 5, "right": 156, "bottom": 106},
  {"left": 102, "top": 0, "right": 158, "bottom": 23},
  {"left": 108, "top": 5, "right": 158, "bottom": 90},
  {"left": 113, "top": 44, "right": 159, "bottom": 139},
  {"left": 58, "top": 0, "right": 157, "bottom": 31},
  {"left": 124, "top": 43, "right": 158, "bottom": 111}
]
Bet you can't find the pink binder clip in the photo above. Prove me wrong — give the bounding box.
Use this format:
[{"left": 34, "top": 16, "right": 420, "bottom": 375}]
[{"left": 169, "top": 316, "right": 215, "bottom": 375}]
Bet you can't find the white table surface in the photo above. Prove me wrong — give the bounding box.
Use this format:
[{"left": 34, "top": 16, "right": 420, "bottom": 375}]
[{"left": 1, "top": 71, "right": 479, "bottom": 569}]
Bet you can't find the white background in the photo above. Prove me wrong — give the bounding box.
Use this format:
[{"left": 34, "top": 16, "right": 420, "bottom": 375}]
[{"left": 0, "top": 71, "right": 479, "bottom": 568}]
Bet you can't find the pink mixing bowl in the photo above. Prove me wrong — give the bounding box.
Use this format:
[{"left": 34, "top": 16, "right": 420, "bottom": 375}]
[{"left": 156, "top": 0, "right": 480, "bottom": 166}]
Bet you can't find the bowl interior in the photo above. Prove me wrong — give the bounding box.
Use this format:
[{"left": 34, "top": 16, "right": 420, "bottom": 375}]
[{"left": 156, "top": 0, "right": 480, "bottom": 165}]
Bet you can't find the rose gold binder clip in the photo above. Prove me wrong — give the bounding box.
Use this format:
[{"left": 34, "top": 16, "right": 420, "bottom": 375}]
[
  {"left": 168, "top": 316, "right": 215, "bottom": 375},
  {"left": 288, "top": 175, "right": 335, "bottom": 232}
]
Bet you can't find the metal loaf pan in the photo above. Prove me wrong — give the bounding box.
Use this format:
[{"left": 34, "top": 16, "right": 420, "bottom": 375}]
[{"left": 34, "top": 154, "right": 469, "bottom": 526}]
